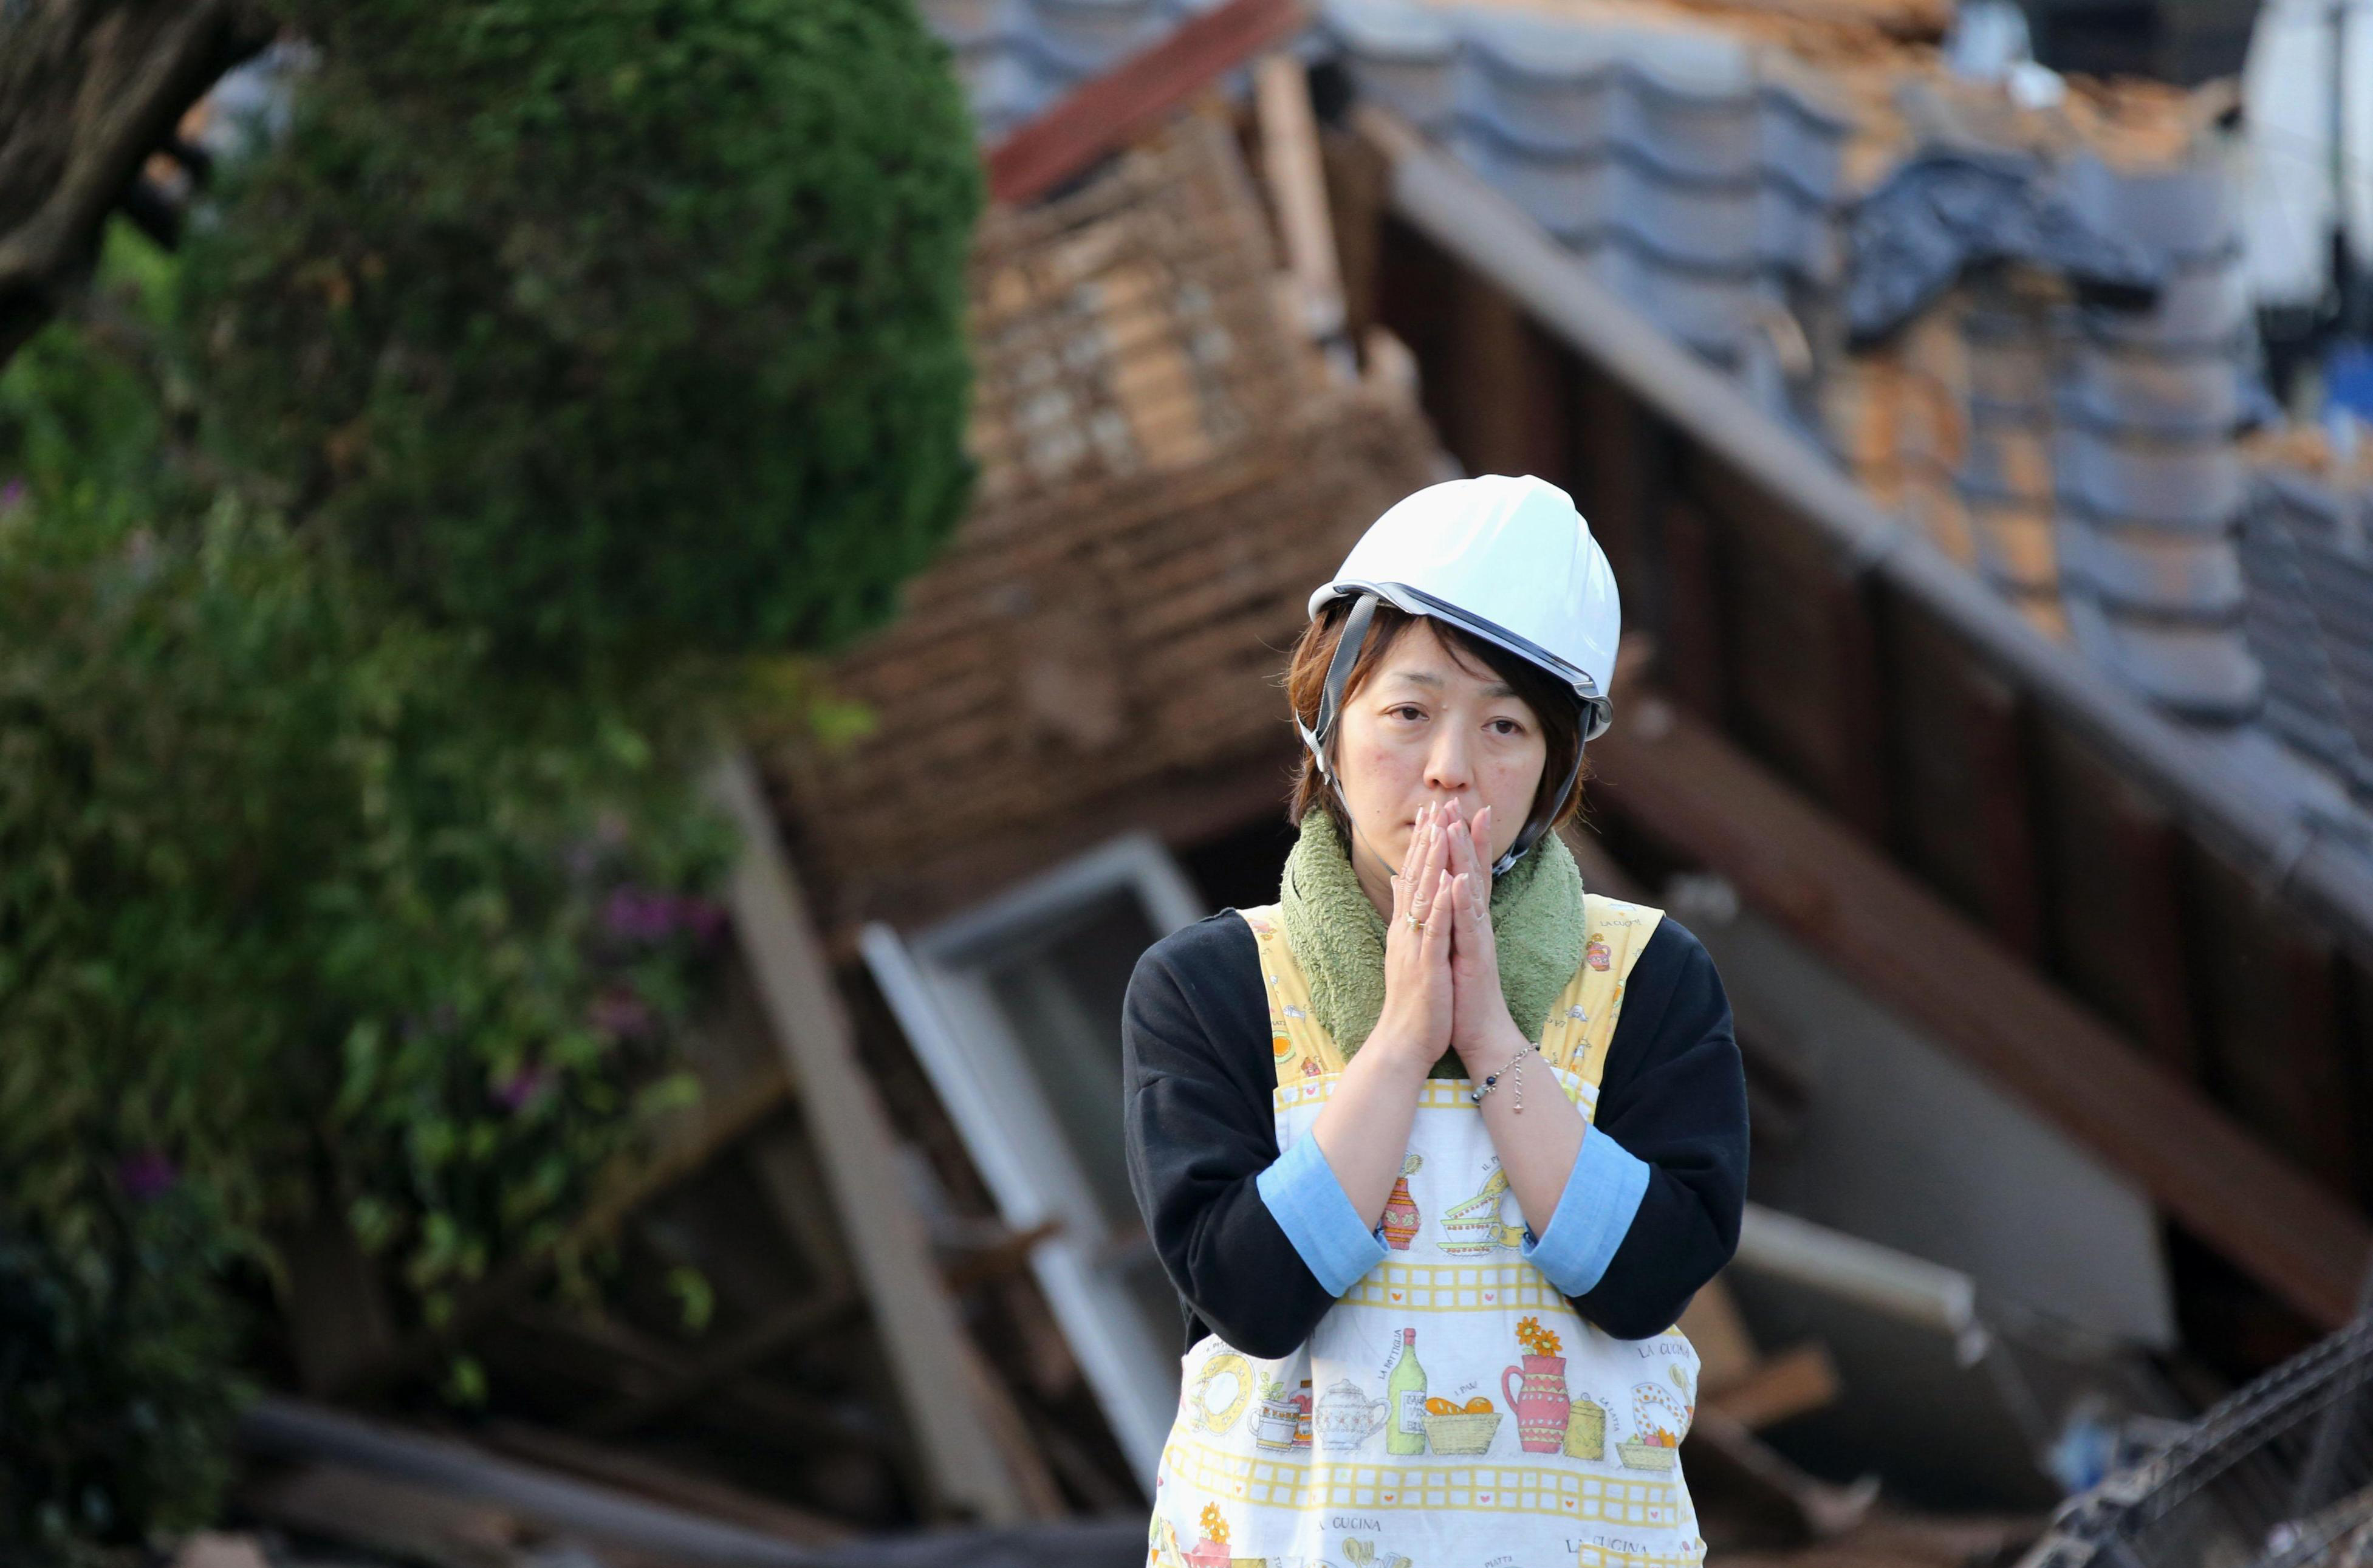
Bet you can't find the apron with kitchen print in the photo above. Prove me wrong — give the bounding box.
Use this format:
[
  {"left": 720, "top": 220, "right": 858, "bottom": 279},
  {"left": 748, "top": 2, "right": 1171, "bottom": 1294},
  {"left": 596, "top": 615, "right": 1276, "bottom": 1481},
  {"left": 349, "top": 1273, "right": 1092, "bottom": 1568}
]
[{"left": 1148, "top": 894, "right": 1704, "bottom": 1568}]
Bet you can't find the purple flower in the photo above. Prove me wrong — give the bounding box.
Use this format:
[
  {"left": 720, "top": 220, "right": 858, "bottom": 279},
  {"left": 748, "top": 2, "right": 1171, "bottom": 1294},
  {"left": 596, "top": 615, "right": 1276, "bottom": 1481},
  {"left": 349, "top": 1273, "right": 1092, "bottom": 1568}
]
[
  {"left": 492, "top": 1065, "right": 552, "bottom": 1113},
  {"left": 601, "top": 886, "right": 677, "bottom": 945},
  {"left": 600, "top": 886, "right": 729, "bottom": 948},
  {"left": 0, "top": 478, "right": 24, "bottom": 512},
  {"left": 117, "top": 1149, "right": 178, "bottom": 1202},
  {"left": 587, "top": 987, "right": 654, "bottom": 1040}
]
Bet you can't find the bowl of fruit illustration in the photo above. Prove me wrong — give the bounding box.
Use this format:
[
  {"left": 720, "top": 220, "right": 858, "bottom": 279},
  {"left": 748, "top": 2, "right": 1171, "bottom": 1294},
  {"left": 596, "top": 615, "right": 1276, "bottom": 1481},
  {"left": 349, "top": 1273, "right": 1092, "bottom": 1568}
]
[{"left": 1420, "top": 1394, "right": 1502, "bottom": 1455}]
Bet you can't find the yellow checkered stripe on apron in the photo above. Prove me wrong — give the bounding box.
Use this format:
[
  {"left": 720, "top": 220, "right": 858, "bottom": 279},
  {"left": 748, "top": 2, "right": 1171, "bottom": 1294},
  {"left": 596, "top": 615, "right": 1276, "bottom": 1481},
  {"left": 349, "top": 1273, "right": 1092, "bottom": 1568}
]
[
  {"left": 1339, "top": 1259, "right": 1581, "bottom": 1313},
  {"left": 1159, "top": 1436, "right": 1682, "bottom": 1525}
]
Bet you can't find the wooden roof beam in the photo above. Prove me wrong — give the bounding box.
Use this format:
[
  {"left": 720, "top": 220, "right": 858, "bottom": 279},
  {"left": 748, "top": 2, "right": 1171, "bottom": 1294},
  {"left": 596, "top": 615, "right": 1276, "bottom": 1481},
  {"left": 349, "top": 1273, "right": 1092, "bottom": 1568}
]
[
  {"left": 1587, "top": 681, "right": 2373, "bottom": 1330},
  {"left": 984, "top": 0, "right": 1307, "bottom": 207}
]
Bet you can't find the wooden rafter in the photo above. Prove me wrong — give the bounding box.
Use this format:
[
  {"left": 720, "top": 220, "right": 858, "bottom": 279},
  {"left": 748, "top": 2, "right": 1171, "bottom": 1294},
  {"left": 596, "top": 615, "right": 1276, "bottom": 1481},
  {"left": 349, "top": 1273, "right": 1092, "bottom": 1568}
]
[{"left": 1587, "top": 683, "right": 2373, "bottom": 1329}]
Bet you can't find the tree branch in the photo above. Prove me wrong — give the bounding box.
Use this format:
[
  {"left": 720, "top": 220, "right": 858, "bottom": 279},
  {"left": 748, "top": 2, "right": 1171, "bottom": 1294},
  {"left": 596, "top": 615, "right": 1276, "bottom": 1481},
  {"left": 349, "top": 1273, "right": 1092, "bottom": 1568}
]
[{"left": 0, "top": 0, "right": 275, "bottom": 367}]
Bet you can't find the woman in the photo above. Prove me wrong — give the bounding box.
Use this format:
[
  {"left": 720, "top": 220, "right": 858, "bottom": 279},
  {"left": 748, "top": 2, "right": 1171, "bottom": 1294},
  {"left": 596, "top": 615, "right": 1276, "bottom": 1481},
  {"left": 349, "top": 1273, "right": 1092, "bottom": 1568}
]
[{"left": 1123, "top": 474, "right": 1747, "bottom": 1568}]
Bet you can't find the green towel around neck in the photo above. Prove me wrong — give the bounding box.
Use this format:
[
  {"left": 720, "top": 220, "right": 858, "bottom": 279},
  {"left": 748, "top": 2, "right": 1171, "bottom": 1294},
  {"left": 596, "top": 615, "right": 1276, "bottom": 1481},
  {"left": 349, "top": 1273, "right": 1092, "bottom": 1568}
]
[{"left": 1277, "top": 806, "right": 1586, "bottom": 1075}]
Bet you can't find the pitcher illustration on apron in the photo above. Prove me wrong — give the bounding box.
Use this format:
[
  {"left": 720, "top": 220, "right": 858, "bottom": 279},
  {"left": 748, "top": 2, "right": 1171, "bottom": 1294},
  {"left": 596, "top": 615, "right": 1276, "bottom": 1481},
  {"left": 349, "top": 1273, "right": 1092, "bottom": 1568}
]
[{"left": 1148, "top": 897, "right": 1705, "bottom": 1568}]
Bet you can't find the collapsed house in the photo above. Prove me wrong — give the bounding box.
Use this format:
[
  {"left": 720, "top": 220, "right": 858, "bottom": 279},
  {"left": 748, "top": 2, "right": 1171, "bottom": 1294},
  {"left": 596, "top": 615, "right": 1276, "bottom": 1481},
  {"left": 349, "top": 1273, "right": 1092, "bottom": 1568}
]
[
  {"left": 786, "top": 0, "right": 2373, "bottom": 1527},
  {"left": 195, "top": 2, "right": 2373, "bottom": 1564}
]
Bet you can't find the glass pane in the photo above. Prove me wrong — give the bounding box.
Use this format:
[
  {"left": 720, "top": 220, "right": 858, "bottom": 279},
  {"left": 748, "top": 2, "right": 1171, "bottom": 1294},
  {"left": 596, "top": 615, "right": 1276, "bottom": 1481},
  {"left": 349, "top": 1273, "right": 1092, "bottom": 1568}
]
[{"left": 973, "top": 885, "right": 1159, "bottom": 1236}]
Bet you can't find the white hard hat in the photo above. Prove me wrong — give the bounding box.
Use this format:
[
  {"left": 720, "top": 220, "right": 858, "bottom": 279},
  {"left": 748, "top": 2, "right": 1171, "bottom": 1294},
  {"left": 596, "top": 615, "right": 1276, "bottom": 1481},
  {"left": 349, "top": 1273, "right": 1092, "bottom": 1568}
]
[{"left": 1301, "top": 474, "right": 1621, "bottom": 872}]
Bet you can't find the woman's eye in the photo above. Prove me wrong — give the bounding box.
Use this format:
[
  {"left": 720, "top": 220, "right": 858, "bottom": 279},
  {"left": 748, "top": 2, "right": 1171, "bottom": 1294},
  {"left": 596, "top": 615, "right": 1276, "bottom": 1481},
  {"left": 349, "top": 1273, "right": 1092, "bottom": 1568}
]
[
  {"left": 1488, "top": 718, "right": 1524, "bottom": 736},
  {"left": 1390, "top": 705, "right": 1425, "bottom": 722}
]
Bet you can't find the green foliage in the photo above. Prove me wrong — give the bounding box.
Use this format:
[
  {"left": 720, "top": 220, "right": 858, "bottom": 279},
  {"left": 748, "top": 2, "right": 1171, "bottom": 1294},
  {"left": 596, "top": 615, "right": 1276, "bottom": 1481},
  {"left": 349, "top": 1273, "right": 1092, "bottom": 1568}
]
[
  {"left": 0, "top": 0, "right": 982, "bottom": 1543},
  {"left": 179, "top": 0, "right": 982, "bottom": 663},
  {"left": 2, "top": 270, "right": 730, "bottom": 1334}
]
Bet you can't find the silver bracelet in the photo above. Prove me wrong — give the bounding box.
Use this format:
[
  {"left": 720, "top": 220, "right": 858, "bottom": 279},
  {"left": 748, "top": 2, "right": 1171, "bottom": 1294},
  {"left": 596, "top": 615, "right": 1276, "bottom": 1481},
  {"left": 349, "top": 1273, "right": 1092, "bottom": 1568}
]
[{"left": 1469, "top": 1043, "right": 1537, "bottom": 1111}]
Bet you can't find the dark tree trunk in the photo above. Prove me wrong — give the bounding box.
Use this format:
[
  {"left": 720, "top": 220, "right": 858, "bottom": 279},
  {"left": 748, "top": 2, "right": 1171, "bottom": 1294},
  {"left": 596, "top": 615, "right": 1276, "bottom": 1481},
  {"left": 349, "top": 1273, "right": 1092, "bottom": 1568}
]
[{"left": 0, "top": 0, "right": 273, "bottom": 366}]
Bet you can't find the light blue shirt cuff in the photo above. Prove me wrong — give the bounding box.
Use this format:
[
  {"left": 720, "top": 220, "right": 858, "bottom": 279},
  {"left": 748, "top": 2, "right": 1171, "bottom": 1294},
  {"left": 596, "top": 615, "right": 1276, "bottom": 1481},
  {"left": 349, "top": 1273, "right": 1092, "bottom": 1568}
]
[
  {"left": 1519, "top": 1128, "right": 1651, "bottom": 1297},
  {"left": 1257, "top": 1135, "right": 1391, "bottom": 1296}
]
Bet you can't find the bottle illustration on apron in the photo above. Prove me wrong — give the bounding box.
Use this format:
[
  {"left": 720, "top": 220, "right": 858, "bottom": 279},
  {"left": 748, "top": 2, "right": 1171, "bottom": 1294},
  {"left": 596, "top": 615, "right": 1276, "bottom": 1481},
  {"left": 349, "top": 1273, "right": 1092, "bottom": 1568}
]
[
  {"left": 1385, "top": 1327, "right": 1428, "bottom": 1454},
  {"left": 1380, "top": 1152, "right": 1423, "bottom": 1249}
]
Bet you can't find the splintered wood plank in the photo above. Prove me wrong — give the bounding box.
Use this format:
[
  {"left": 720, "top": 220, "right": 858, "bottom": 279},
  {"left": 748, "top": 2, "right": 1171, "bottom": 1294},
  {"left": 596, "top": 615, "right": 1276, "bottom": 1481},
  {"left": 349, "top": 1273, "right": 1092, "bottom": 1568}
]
[
  {"left": 480, "top": 1423, "right": 851, "bottom": 1547},
  {"left": 1877, "top": 594, "right": 2043, "bottom": 959},
  {"left": 710, "top": 754, "right": 1033, "bottom": 1524},
  {"left": 2032, "top": 725, "right": 2199, "bottom": 1080},
  {"left": 1255, "top": 53, "right": 1346, "bottom": 343},
  {"left": 1586, "top": 691, "right": 2372, "bottom": 1330}
]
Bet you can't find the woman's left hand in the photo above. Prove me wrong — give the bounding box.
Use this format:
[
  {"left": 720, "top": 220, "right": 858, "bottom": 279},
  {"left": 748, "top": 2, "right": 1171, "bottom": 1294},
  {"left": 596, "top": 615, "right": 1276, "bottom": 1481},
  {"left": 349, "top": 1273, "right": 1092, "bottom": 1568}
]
[{"left": 1442, "top": 801, "right": 1529, "bottom": 1072}]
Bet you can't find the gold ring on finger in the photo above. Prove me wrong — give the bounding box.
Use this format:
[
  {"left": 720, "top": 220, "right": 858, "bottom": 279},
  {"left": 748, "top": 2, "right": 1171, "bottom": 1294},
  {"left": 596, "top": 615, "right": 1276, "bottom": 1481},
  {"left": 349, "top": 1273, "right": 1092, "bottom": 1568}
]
[{"left": 1406, "top": 909, "right": 1426, "bottom": 930}]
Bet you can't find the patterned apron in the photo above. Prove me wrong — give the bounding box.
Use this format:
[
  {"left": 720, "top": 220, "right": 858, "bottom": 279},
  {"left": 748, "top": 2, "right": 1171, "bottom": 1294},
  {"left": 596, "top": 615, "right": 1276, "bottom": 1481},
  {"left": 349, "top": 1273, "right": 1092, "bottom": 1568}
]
[{"left": 1148, "top": 894, "right": 1705, "bottom": 1568}]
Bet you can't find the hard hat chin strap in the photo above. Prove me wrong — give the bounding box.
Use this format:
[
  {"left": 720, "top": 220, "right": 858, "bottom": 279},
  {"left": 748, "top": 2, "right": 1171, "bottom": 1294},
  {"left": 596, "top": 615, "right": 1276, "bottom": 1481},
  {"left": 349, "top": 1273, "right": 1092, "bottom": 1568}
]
[
  {"left": 1296, "top": 591, "right": 1378, "bottom": 781},
  {"left": 1493, "top": 747, "right": 1581, "bottom": 877},
  {"left": 1300, "top": 589, "right": 1580, "bottom": 882}
]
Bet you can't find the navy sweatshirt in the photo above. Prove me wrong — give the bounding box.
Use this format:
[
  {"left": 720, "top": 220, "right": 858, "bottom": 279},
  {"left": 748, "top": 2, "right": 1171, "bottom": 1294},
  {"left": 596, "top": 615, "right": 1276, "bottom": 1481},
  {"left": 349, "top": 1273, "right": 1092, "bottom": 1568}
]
[{"left": 1121, "top": 910, "right": 1748, "bottom": 1359}]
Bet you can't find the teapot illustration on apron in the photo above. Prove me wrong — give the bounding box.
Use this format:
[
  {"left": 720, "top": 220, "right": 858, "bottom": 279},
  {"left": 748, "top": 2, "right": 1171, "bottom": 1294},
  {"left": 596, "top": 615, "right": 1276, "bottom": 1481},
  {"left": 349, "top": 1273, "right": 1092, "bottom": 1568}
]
[{"left": 1148, "top": 897, "right": 1705, "bottom": 1568}]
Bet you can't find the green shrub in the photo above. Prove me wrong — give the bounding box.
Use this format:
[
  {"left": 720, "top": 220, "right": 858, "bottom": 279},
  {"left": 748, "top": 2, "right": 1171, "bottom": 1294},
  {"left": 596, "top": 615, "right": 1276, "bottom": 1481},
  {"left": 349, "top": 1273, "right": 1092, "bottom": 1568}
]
[
  {"left": 178, "top": 0, "right": 983, "bottom": 664},
  {"left": 0, "top": 447, "right": 732, "bottom": 1327},
  {"left": 0, "top": 218, "right": 732, "bottom": 1559},
  {"left": 0, "top": 1, "right": 981, "bottom": 1550}
]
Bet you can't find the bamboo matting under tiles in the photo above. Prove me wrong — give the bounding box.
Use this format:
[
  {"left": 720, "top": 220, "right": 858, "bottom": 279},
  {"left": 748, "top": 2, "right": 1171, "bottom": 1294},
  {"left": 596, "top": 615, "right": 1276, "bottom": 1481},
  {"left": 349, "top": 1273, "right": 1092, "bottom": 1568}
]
[
  {"left": 772, "top": 381, "right": 1443, "bottom": 931},
  {"left": 965, "top": 114, "right": 1312, "bottom": 522}
]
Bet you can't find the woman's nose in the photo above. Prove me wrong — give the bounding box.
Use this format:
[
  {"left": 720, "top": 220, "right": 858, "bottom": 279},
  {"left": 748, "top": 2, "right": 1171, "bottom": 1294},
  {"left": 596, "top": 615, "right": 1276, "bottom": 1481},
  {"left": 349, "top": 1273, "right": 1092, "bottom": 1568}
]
[{"left": 1425, "top": 730, "right": 1472, "bottom": 793}]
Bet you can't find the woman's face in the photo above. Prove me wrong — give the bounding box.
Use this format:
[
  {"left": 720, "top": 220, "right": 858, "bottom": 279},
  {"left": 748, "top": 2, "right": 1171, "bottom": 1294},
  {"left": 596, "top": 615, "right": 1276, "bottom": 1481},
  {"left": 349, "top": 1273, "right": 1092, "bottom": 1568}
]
[{"left": 1335, "top": 620, "right": 1549, "bottom": 874}]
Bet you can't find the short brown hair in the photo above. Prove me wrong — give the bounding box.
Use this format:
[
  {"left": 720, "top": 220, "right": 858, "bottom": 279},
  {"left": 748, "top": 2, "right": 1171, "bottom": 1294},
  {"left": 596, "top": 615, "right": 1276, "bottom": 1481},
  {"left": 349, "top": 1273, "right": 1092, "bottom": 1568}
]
[{"left": 1284, "top": 597, "right": 1591, "bottom": 832}]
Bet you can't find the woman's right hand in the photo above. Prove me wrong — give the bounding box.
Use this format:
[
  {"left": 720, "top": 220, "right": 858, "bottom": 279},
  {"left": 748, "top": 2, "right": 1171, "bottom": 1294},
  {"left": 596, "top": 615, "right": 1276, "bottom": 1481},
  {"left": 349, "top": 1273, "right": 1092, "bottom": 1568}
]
[{"left": 1369, "top": 801, "right": 1456, "bottom": 1077}]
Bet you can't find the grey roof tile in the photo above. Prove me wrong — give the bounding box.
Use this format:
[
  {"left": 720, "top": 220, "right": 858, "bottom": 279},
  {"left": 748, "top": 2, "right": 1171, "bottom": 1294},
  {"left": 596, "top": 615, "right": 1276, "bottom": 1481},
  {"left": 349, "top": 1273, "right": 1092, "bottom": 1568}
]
[
  {"left": 2060, "top": 338, "right": 2248, "bottom": 438},
  {"left": 1327, "top": 0, "right": 1461, "bottom": 127},
  {"left": 2053, "top": 425, "right": 2247, "bottom": 532},
  {"left": 2236, "top": 481, "right": 2373, "bottom": 783},
  {"left": 922, "top": 0, "right": 1016, "bottom": 45},
  {"left": 2251, "top": 474, "right": 2373, "bottom": 790},
  {"left": 2078, "top": 258, "right": 2251, "bottom": 352},
  {"left": 1021, "top": 0, "right": 1185, "bottom": 73},
  {"left": 1579, "top": 237, "right": 1784, "bottom": 361},
  {"left": 2065, "top": 596, "right": 2263, "bottom": 721},
  {"left": 2056, "top": 152, "right": 2238, "bottom": 265},
  {"left": 951, "top": 34, "right": 1049, "bottom": 134},
  {"left": 2056, "top": 516, "right": 2248, "bottom": 619},
  {"left": 1447, "top": 123, "right": 1765, "bottom": 270},
  {"left": 1320, "top": 0, "right": 1844, "bottom": 361}
]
